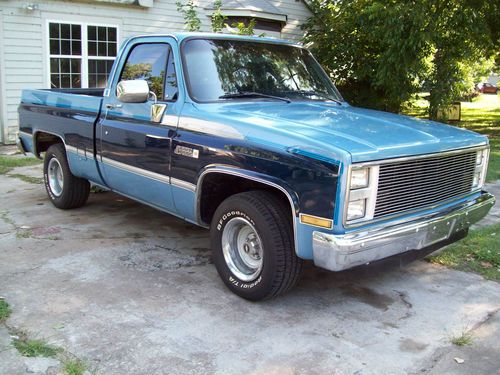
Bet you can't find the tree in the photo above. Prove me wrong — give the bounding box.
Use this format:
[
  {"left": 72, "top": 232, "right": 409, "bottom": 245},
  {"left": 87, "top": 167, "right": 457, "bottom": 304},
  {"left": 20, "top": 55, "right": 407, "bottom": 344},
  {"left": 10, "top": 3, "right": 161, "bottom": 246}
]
[
  {"left": 176, "top": 0, "right": 201, "bottom": 32},
  {"left": 176, "top": 0, "right": 261, "bottom": 36},
  {"left": 122, "top": 63, "right": 164, "bottom": 98},
  {"left": 302, "top": 0, "right": 499, "bottom": 118},
  {"left": 230, "top": 19, "right": 258, "bottom": 36},
  {"left": 211, "top": 0, "right": 227, "bottom": 33},
  {"left": 425, "top": 1, "right": 498, "bottom": 118}
]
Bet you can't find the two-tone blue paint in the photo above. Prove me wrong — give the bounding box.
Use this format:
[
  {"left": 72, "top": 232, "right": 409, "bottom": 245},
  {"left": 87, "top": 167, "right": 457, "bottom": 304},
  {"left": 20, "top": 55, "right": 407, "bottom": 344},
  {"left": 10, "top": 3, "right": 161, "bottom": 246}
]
[
  {"left": 18, "top": 131, "right": 35, "bottom": 154},
  {"left": 17, "top": 32, "right": 490, "bottom": 262}
]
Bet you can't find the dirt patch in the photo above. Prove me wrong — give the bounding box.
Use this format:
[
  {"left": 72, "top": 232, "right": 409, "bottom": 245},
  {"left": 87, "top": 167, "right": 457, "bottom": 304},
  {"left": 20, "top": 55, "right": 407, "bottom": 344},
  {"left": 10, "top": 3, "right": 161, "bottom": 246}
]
[
  {"left": 399, "top": 338, "right": 429, "bottom": 353},
  {"left": 118, "top": 245, "right": 212, "bottom": 272}
]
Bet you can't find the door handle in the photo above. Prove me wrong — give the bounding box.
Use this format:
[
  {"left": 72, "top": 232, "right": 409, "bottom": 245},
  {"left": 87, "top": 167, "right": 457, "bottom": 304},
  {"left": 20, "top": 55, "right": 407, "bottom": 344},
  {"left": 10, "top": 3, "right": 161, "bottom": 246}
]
[{"left": 106, "top": 103, "right": 123, "bottom": 110}]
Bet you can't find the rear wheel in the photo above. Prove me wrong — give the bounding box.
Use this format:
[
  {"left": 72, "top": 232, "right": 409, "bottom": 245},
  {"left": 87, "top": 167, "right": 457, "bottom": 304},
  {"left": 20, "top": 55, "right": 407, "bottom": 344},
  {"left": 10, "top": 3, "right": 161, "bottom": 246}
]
[
  {"left": 210, "top": 191, "right": 302, "bottom": 301},
  {"left": 43, "top": 144, "right": 90, "bottom": 209}
]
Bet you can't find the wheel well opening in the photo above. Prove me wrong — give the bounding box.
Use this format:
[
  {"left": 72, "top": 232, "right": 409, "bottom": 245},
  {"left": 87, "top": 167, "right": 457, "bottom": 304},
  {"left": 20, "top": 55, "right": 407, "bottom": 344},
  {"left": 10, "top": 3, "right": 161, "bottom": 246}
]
[
  {"left": 199, "top": 173, "right": 294, "bottom": 225},
  {"left": 35, "top": 132, "right": 63, "bottom": 157}
]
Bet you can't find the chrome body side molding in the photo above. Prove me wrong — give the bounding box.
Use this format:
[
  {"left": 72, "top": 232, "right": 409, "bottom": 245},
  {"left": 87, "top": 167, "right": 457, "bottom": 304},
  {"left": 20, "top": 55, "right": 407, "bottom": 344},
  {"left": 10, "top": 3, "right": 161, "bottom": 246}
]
[
  {"left": 101, "top": 156, "right": 170, "bottom": 184},
  {"left": 171, "top": 177, "right": 196, "bottom": 192}
]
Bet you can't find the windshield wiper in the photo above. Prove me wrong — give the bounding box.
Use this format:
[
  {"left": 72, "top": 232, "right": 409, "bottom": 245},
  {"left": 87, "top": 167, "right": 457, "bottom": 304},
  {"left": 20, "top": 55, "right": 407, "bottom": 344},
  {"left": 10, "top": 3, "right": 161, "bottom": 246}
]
[
  {"left": 219, "top": 91, "right": 291, "bottom": 103},
  {"left": 287, "top": 90, "right": 343, "bottom": 105}
]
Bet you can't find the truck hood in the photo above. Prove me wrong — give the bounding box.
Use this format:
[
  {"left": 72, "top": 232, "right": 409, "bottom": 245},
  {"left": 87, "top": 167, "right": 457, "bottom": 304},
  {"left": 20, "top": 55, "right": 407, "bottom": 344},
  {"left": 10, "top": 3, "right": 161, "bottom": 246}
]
[{"left": 208, "top": 101, "right": 487, "bottom": 163}]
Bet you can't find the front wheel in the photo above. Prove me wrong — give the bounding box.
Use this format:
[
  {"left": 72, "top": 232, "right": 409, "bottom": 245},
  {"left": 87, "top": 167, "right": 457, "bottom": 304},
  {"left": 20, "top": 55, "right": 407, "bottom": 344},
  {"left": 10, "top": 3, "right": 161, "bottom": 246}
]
[
  {"left": 44, "top": 144, "right": 90, "bottom": 209},
  {"left": 210, "top": 191, "right": 302, "bottom": 301}
]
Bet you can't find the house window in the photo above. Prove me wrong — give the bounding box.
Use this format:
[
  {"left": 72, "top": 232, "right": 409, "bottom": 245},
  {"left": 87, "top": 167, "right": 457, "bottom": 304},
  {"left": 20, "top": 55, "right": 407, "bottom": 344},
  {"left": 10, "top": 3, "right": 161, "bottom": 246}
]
[
  {"left": 49, "top": 23, "right": 82, "bottom": 88},
  {"left": 48, "top": 22, "right": 118, "bottom": 89},
  {"left": 226, "top": 17, "right": 283, "bottom": 33},
  {"left": 87, "top": 26, "right": 117, "bottom": 88}
]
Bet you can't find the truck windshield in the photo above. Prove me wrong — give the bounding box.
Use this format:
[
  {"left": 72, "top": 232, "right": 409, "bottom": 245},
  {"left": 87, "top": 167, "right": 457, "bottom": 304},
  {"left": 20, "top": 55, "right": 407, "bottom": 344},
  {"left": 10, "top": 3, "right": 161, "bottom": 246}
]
[{"left": 182, "top": 39, "right": 343, "bottom": 103}]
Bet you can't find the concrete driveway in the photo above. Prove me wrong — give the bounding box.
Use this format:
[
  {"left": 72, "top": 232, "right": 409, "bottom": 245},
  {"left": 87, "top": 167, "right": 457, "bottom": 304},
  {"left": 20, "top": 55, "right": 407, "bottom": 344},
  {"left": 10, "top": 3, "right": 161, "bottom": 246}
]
[{"left": 1, "top": 160, "right": 499, "bottom": 375}]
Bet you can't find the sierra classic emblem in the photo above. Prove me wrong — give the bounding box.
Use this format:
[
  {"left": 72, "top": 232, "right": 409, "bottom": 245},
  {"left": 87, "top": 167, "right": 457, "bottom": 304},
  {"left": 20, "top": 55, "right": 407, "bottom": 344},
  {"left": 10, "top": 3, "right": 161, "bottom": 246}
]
[{"left": 174, "top": 145, "right": 199, "bottom": 159}]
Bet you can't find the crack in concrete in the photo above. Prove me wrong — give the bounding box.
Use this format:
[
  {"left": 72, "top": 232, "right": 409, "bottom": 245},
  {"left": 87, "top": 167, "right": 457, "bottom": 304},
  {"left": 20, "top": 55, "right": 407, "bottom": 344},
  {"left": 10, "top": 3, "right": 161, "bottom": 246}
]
[
  {"left": 394, "top": 290, "right": 414, "bottom": 320},
  {"left": 0, "top": 300, "right": 89, "bottom": 375},
  {"left": 1, "top": 265, "right": 43, "bottom": 283},
  {"left": 413, "top": 307, "right": 500, "bottom": 374}
]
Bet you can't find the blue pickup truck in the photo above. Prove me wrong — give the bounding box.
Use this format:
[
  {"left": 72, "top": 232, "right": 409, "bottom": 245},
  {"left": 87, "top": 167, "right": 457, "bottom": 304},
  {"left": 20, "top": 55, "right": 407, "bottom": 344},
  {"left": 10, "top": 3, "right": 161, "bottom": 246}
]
[{"left": 17, "top": 33, "right": 494, "bottom": 300}]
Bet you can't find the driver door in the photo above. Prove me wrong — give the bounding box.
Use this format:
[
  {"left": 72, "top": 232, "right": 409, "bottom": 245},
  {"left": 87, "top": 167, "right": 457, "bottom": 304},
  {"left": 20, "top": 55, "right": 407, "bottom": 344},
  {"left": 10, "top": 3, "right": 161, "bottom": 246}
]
[{"left": 97, "top": 39, "right": 180, "bottom": 212}]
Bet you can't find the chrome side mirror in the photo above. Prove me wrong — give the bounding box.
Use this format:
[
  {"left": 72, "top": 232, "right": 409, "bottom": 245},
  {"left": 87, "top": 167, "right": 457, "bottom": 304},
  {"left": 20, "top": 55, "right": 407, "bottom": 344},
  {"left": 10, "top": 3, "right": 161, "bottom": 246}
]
[{"left": 116, "top": 80, "right": 150, "bottom": 103}]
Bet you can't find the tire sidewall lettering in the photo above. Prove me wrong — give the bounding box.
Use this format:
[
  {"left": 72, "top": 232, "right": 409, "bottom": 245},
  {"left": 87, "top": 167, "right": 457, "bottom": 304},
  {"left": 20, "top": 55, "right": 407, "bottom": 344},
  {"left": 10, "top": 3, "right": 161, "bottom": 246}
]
[
  {"left": 229, "top": 275, "right": 262, "bottom": 289},
  {"left": 217, "top": 210, "right": 254, "bottom": 231}
]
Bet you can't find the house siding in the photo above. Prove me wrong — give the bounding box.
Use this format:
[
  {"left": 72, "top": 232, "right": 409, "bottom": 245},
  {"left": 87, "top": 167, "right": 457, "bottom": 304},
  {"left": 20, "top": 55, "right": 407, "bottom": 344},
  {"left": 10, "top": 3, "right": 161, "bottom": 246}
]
[
  {"left": 0, "top": 9, "right": 3, "bottom": 144},
  {"left": 0, "top": 0, "right": 312, "bottom": 144}
]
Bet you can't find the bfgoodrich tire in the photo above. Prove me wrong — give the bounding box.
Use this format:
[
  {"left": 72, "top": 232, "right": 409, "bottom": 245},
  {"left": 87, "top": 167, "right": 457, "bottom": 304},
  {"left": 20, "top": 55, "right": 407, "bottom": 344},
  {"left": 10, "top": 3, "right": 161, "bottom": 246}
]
[
  {"left": 43, "top": 144, "right": 90, "bottom": 209},
  {"left": 210, "top": 191, "right": 302, "bottom": 301}
]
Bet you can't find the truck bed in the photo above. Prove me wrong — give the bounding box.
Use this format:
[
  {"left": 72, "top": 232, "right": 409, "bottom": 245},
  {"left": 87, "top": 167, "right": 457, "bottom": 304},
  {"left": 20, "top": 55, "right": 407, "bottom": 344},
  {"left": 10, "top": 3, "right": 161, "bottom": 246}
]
[
  {"left": 18, "top": 86, "right": 104, "bottom": 142},
  {"left": 20, "top": 88, "right": 104, "bottom": 115},
  {"left": 18, "top": 88, "right": 105, "bottom": 183}
]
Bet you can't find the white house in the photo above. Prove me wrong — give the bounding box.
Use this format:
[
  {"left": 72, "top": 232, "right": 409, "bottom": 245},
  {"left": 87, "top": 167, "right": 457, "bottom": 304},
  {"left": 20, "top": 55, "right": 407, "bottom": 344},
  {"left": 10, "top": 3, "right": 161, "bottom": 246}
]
[{"left": 0, "top": 0, "right": 312, "bottom": 144}]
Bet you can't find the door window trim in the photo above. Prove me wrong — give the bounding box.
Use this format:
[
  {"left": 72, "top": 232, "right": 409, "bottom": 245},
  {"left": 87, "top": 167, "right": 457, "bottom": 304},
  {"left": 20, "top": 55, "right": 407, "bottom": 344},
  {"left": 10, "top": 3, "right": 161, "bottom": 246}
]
[{"left": 116, "top": 42, "right": 178, "bottom": 103}]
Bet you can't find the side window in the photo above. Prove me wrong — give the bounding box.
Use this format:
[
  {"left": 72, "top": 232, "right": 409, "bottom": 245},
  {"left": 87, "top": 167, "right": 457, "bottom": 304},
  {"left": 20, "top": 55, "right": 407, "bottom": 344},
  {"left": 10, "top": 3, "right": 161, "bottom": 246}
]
[
  {"left": 120, "top": 43, "right": 169, "bottom": 100},
  {"left": 164, "top": 50, "right": 178, "bottom": 101}
]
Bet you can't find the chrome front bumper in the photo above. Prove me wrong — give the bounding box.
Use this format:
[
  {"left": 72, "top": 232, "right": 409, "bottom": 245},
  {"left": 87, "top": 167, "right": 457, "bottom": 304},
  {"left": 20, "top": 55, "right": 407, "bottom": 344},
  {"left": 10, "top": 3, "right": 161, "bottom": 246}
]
[{"left": 312, "top": 192, "right": 495, "bottom": 271}]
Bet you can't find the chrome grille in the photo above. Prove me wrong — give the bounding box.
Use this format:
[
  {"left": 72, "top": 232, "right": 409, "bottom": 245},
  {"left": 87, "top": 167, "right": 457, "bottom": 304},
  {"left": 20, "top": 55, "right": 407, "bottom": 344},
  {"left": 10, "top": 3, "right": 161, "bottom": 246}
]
[{"left": 374, "top": 151, "right": 476, "bottom": 218}]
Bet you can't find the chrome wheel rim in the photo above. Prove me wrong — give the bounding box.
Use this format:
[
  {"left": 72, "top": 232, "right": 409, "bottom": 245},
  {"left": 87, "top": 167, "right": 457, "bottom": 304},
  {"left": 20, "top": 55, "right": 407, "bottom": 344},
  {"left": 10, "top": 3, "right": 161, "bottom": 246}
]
[
  {"left": 221, "top": 217, "right": 263, "bottom": 282},
  {"left": 47, "top": 158, "right": 64, "bottom": 197}
]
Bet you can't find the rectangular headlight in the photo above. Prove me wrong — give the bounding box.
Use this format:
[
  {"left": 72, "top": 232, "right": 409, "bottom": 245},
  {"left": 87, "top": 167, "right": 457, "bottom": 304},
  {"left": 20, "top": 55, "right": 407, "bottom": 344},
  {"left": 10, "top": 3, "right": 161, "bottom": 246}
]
[
  {"left": 476, "top": 150, "right": 484, "bottom": 165},
  {"left": 473, "top": 148, "right": 489, "bottom": 189},
  {"left": 350, "top": 168, "right": 369, "bottom": 189},
  {"left": 347, "top": 199, "right": 366, "bottom": 221},
  {"left": 472, "top": 172, "right": 481, "bottom": 188},
  {"left": 345, "top": 165, "right": 379, "bottom": 224}
]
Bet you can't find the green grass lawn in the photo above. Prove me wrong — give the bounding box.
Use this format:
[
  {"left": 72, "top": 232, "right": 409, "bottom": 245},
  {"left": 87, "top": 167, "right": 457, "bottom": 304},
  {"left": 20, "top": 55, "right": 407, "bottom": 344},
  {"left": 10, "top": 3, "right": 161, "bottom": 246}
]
[
  {"left": 460, "top": 94, "right": 499, "bottom": 182},
  {"left": 429, "top": 223, "right": 500, "bottom": 281},
  {"left": 12, "top": 336, "right": 62, "bottom": 358},
  {"left": 405, "top": 93, "right": 499, "bottom": 182},
  {"left": 0, "top": 155, "right": 42, "bottom": 175},
  {"left": 0, "top": 299, "right": 12, "bottom": 323},
  {"left": 407, "top": 94, "right": 499, "bottom": 281}
]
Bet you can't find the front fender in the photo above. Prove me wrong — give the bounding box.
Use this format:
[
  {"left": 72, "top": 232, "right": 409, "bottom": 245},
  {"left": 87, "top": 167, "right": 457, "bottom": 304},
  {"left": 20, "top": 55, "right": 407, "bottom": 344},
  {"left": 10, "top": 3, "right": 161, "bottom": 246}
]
[
  {"left": 195, "top": 164, "right": 325, "bottom": 259},
  {"left": 196, "top": 164, "right": 300, "bottom": 218}
]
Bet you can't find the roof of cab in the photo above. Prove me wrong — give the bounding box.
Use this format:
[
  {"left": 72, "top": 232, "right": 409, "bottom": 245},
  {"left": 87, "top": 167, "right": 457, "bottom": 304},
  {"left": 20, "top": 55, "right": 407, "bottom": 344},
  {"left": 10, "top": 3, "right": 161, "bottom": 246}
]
[{"left": 126, "top": 32, "right": 302, "bottom": 46}]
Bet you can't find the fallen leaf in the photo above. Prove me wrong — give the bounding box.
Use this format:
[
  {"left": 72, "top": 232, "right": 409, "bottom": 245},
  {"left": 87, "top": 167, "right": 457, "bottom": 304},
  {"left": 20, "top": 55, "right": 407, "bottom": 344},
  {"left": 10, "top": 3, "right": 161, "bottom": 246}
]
[
  {"left": 480, "top": 261, "right": 493, "bottom": 269},
  {"left": 454, "top": 357, "right": 465, "bottom": 364}
]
